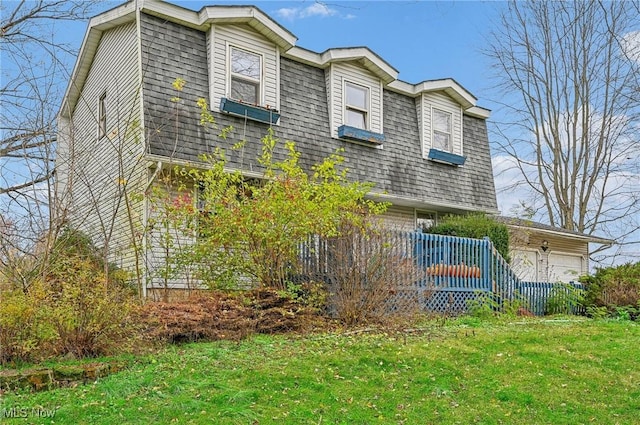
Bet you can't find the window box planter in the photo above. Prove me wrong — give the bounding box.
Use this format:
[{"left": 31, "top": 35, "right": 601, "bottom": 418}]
[
  {"left": 338, "top": 125, "right": 385, "bottom": 145},
  {"left": 427, "top": 148, "right": 466, "bottom": 166},
  {"left": 219, "top": 97, "right": 280, "bottom": 125}
]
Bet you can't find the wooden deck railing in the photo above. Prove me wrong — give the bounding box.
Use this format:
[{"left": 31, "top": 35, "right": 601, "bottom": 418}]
[{"left": 298, "top": 230, "right": 584, "bottom": 315}]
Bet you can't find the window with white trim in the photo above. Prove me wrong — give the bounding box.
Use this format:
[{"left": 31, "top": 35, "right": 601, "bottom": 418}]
[
  {"left": 432, "top": 108, "right": 452, "bottom": 152},
  {"left": 416, "top": 211, "right": 438, "bottom": 231},
  {"left": 344, "top": 81, "right": 369, "bottom": 130},
  {"left": 98, "top": 92, "right": 107, "bottom": 139},
  {"left": 229, "top": 46, "right": 262, "bottom": 104}
]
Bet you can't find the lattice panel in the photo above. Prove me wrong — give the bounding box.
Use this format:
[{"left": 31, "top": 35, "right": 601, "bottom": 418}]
[
  {"left": 423, "top": 290, "right": 481, "bottom": 315},
  {"left": 383, "top": 288, "right": 483, "bottom": 316}
]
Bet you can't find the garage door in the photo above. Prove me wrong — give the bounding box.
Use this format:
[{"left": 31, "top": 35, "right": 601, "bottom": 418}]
[
  {"left": 511, "top": 250, "right": 538, "bottom": 282},
  {"left": 548, "top": 253, "right": 583, "bottom": 283}
]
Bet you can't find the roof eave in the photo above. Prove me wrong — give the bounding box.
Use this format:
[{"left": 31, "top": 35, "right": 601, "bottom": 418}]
[
  {"left": 505, "top": 223, "right": 614, "bottom": 245},
  {"left": 59, "top": 2, "right": 137, "bottom": 118}
]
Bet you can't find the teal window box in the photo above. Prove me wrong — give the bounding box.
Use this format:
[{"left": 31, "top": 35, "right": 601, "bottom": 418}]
[
  {"left": 219, "top": 98, "right": 280, "bottom": 125},
  {"left": 428, "top": 148, "right": 466, "bottom": 166},
  {"left": 338, "top": 125, "right": 385, "bottom": 145}
]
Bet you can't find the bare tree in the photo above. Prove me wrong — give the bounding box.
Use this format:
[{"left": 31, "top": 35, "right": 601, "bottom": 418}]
[
  {"left": 486, "top": 1, "right": 640, "bottom": 259},
  {"left": 1, "top": 1, "right": 106, "bottom": 282}
]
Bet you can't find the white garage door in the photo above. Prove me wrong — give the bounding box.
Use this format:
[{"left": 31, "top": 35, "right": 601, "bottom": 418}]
[
  {"left": 548, "top": 253, "right": 583, "bottom": 283},
  {"left": 511, "top": 250, "right": 538, "bottom": 282}
]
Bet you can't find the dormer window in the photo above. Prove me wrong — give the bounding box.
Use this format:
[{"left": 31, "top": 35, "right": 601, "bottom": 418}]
[
  {"left": 326, "top": 63, "right": 384, "bottom": 146},
  {"left": 419, "top": 93, "right": 465, "bottom": 165},
  {"left": 433, "top": 109, "right": 452, "bottom": 152},
  {"left": 229, "top": 46, "right": 262, "bottom": 104},
  {"left": 345, "top": 82, "right": 369, "bottom": 130}
]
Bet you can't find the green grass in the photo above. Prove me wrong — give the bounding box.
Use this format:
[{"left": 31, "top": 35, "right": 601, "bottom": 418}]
[{"left": 2, "top": 318, "right": 639, "bottom": 424}]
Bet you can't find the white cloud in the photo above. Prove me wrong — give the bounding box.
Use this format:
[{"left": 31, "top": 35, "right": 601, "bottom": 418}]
[
  {"left": 300, "top": 3, "right": 337, "bottom": 18},
  {"left": 491, "top": 154, "right": 536, "bottom": 217},
  {"left": 621, "top": 30, "right": 640, "bottom": 63},
  {"left": 275, "top": 3, "right": 343, "bottom": 21},
  {"left": 275, "top": 7, "right": 298, "bottom": 20}
]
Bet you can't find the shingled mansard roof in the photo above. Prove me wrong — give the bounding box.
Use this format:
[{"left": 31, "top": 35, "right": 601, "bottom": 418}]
[{"left": 60, "top": 0, "right": 490, "bottom": 119}]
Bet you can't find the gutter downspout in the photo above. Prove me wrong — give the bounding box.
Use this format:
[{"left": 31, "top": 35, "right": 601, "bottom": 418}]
[{"left": 141, "top": 161, "right": 163, "bottom": 300}]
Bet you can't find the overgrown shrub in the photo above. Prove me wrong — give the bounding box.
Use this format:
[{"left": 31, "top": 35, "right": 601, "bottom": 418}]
[
  {"left": 326, "top": 223, "right": 427, "bottom": 325},
  {"left": 0, "top": 228, "right": 140, "bottom": 365},
  {"left": 580, "top": 262, "right": 640, "bottom": 319},
  {"left": 150, "top": 130, "right": 388, "bottom": 292},
  {"left": 136, "top": 289, "right": 327, "bottom": 343},
  {"left": 425, "top": 213, "right": 511, "bottom": 262},
  {"left": 0, "top": 283, "right": 56, "bottom": 364}
]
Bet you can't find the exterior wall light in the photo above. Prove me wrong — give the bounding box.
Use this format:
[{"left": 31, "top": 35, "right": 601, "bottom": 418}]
[{"left": 541, "top": 240, "right": 549, "bottom": 252}]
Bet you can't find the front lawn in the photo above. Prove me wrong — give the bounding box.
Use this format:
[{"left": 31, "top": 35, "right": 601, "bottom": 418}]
[{"left": 2, "top": 318, "right": 639, "bottom": 424}]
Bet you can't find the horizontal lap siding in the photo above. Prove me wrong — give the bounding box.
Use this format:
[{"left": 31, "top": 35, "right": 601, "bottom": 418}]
[
  {"left": 145, "top": 177, "right": 201, "bottom": 290},
  {"left": 63, "top": 21, "right": 144, "bottom": 273},
  {"left": 380, "top": 206, "right": 416, "bottom": 231}
]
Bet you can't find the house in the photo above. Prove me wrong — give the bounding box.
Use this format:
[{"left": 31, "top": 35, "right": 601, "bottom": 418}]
[
  {"left": 497, "top": 217, "right": 613, "bottom": 284},
  {"left": 57, "top": 0, "right": 594, "bottom": 298}
]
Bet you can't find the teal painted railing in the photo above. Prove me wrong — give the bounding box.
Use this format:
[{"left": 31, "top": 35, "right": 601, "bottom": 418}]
[{"left": 298, "top": 230, "right": 584, "bottom": 315}]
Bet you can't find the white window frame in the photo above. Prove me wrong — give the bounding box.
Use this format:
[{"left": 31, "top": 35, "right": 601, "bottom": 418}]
[
  {"left": 228, "top": 45, "right": 263, "bottom": 105},
  {"left": 416, "top": 210, "right": 438, "bottom": 231},
  {"left": 343, "top": 80, "right": 370, "bottom": 130},
  {"left": 98, "top": 92, "right": 107, "bottom": 139},
  {"left": 432, "top": 108, "right": 452, "bottom": 152}
]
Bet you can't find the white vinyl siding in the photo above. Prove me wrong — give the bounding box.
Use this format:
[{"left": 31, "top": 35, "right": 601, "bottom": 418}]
[
  {"left": 209, "top": 24, "right": 279, "bottom": 111},
  {"left": 380, "top": 205, "right": 415, "bottom": 231},
  {"left": 326, "top": 62, "right": 383, "bottom": 138},
  {"left": 419, "top": 92, "right": 463, "bottom": 158},
  {"left": 146, "top": 177, "right": 202, "bottom": 291},
  {"left": 57, "top": 21, "right": 144, "bottom": 276}
]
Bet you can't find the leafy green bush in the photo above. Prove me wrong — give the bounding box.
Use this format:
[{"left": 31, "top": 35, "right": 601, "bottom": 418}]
[
  {"left": 580, "top": 262, "right": 640, "bottom": 319},
  {"left": 545, "top": 284, "right": 585, "bottom": 315},
  {"left": 466, "top": 291, "right": 527, "bottom": 320},
  {"left": 0, "top": 284, "right": 56, "bottom": 364},
  {"left": 151, "top": 130, "right": 388, "bottom": 291},
  {"left": 425, "top": 214, "right": 511, "bottom": 262}
]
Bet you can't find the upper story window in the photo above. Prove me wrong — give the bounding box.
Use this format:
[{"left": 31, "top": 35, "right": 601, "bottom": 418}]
[
  {"left": 326, "top": 63, "right": 384, "bottom": 145},
  {"left": 432, "top": 109, "right": 452, "bottom": 152},
  {"left": 229, "top": 46, "right": 262, "bottom": 104},
  {"left": 98, "top": 92, "right": 107, "bottom": 139},
  {"left": 418, "top": 93, "right": 465, "bottom": 164},
  {"left": 344, "top": 82, "right": 369, "bottom": 130}
]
